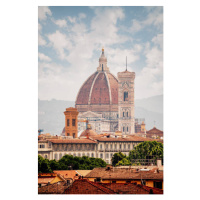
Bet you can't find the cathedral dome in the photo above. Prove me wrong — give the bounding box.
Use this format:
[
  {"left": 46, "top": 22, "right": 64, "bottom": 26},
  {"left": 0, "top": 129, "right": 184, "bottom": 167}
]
[
  {"left": 76, "top": 49, "right": 118, "bottom": 106},
  {"left": 79, "top": 124, "right": 98, "bottom": 137}
]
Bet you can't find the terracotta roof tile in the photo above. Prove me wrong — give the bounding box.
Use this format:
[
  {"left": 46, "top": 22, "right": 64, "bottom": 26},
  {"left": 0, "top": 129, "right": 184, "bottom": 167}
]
[
  {"left": 38, "top": 181, "right": 67, "bottom": 194},
  {"left": 53, "top": 170, "right": 79, "bottom": 180},
  {"left": 91, "top": 135, "right": 155, "bottom": 142},
  {"left": 47, "top": 139, "right": 97, "bottom": 144},
  {"left": 85, "top": 168, "right": 163, "bottom": 180},
  {"left": 100, "top": 182, "right": 150, "bottom": 194},
  {"left": 65, "top": 179, "right": 115, "bottom": 194},
  {"left": 38, "top": 177, "right": 55, "bottom": 184}
]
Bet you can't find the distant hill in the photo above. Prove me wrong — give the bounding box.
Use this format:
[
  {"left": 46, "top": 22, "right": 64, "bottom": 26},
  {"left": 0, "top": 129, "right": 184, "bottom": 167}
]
[
  {"left": 38, "top": 99, "right": 75, "bottom": 135},
  {"left": 135, "top": 107, "right": 163, "bottom": 131},
  {"left": 38, "top": 95, "right": 163, "bottom": 134},
  {"left": 135, "top": 95, "right": 163, "bottom": 114}
]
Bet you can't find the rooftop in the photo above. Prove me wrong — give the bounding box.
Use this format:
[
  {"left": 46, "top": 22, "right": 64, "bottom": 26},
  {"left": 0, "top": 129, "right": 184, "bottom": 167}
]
[
  {"left": 39, "top": 179, "right": 163, "bottom": 194},
  {"left": 47, "top": 138, "right": 97, "bottom": 144},
  {"left": 64, "top": 179, "right": 115, "bottom": 194},
  {"left": 85, "top": 167, "right": 163, "bottom": 180}
]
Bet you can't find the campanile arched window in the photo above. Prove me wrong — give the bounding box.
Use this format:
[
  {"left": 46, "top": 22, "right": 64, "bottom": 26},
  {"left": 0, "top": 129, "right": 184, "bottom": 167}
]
[{"left": 124, "top": 92, "right": 128, "bottom": 101}]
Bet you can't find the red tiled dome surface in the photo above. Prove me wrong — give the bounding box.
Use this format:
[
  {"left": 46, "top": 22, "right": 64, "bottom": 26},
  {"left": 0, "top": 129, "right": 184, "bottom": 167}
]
[
  {"left": 80, "top": 128, "right": 98, "bottom": 137},
  {"left": 76, "top": 71, "right": 118, "bottom": 105}
]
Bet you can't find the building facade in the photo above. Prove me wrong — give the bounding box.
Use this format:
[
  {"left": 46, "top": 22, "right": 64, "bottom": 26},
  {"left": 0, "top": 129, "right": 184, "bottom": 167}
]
[{"left": 38, "top": 133, "right": 155, "bottom": 164}]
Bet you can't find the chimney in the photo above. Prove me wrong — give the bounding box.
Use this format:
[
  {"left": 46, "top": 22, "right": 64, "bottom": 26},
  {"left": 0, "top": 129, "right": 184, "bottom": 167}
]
[{"left": 157, "top": 159, "right": 162, "bottom": 168}]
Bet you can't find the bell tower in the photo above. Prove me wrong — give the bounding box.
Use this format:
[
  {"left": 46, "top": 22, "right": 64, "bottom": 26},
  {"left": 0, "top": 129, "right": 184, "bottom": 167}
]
[
  {"left": 117, "top": 62, "right": 135, "bottom": 135},
  {"left": 64, "top": 107, "right": 79, "bottom": 138}
]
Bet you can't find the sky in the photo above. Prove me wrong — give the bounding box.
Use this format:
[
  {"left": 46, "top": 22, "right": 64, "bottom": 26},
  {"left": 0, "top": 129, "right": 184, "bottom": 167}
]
[{"left": 38, "top": 6, "right": 163, "bottom": 101}]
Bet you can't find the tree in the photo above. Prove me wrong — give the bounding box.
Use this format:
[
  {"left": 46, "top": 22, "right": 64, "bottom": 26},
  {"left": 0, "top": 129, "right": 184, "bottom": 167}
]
[
  {"left": 38, "top": 154, "right": 107, "bottom": 172},
  {"left": 111, "top": 152, "right": 126, "bottom": 166},
  {"left": 49, "top": 159, "right": 59, "bottom": 171},
  {"left": 128, "top": 141, "right": 163, "bottom": 165},
  {"left": 116, "top": 158, "right": 131, "bottom": 166},
  {"left": 38, "top": 155, "right": 52, "bottom": 173}
]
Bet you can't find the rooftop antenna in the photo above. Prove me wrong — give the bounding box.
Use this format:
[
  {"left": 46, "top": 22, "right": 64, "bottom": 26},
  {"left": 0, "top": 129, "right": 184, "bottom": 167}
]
[{"left": 126, "top": 56, "right": 127, "bottom": 71}]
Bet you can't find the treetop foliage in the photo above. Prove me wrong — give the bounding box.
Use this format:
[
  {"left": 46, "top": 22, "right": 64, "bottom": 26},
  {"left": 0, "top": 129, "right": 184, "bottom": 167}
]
[{"left": 38, "top": 154, "right": 107, "bottom": 173}]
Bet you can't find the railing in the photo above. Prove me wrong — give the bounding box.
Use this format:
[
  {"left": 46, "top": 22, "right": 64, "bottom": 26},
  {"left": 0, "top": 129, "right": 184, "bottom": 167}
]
[
  {"left": 105, "top": 149, "right": 131, "bottom": 152},
  {"left": 54, "top": 148, "right": 94, "bottom": 152}
]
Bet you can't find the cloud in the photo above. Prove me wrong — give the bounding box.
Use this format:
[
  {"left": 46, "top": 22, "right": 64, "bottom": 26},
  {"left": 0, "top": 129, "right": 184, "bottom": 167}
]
[
  {"left": 89, "top": 7, "right": 126, "bottom": 45},
  {"left": 130, "top": 7, "right": 163, "bottom": 33},
  {"left": 47, "top": 30, "right": 72, "bottom": 60},
  {"left": 38, "top": 23, "right": 46, "bottom": 46},
  {"left": 38, "top": 6, "right": 52, "bottom": 21},
  {"left": 38, "top": 23, "right": 42, "bottom": 31},
  {"left": 79, "top": 13, "right": 86, "bottom": 20},
  {"left": 135, "top": 34, "right": 163, "bottom": 99},
  {"left": 68, "top": 16, "right": 76, "bottom": 23},
  {"left": 38, "top": 7, "right": 163, "bottom": 100},
  {"left": 38, "top": 61, "right": 90, "bottom": 101},
  {"left": 132, "top": 19, "right": 143, "bottom": 32},
  {"left": 38, "top": 53, "right": 51, "bottom": 62},
  {"left": 52, "top": 19, "right": 67, "bottom": 28},
  {"left": 152, "top": 33, "right": 163, "bottom": 49},
  {"left": 38, "top": 35, "right": 46, "bottom": 46}
]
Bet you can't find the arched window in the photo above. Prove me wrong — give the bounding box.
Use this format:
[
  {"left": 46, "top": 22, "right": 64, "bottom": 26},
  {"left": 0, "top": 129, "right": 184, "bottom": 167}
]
[
  {"left": 124, "top": 92, "right": 128, "bottom": 101},
  {"left": 73, "top": 133, "right": 75, "bottom": 138},
  {"left": 127, "top": 112, "right": 128, "bottom": 117},
  {"left": 102, "top": 64, "right": 103, "bottom": 71},
  {"left": 87, "top": 153, "right": 90, "bottom": 157},
  {"left": 54, "top": 153, "right": 57, "bottom": 160},
  {"left": 123, "top": 127, "right": 125, "bottom": 132},
  {"left": 59, "top": 153, "right": 62, "bottom": 159},
  {"left": 78, "top": 153, "right": 81, "bottom": 157},
  {"left": 91, "top": 153, "right": 94, "bottom": 157},
  {"left": 123, "top": 112, "right": 125, "bottom": 117},
  {"left": 73, "top": 153, "right": 76, "bottom": 157},
  {"left": 67, "top": 133, "right": 70, "bottom": 136},
  {"left": 100, "top": 153, "right": 103, "bottom": 158},
  {"left": 127, "top": 127, "right": 128, "bottom": 132}
]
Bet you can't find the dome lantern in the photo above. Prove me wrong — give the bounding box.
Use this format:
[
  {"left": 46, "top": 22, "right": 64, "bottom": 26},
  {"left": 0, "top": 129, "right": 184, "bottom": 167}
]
[{"left": 97, "top": 48, "right": 109, "bottom": 72}]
